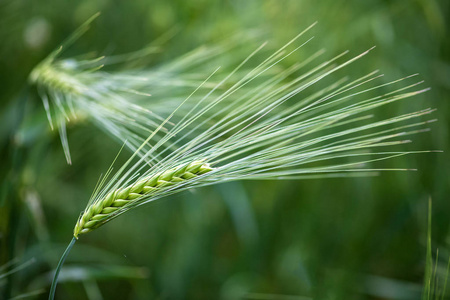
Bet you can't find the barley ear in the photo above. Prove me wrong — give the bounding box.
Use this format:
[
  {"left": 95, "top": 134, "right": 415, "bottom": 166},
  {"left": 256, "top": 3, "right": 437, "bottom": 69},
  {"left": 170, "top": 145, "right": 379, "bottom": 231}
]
[{"left": 73, "top": 161, "right": 214, "bottom": 238}]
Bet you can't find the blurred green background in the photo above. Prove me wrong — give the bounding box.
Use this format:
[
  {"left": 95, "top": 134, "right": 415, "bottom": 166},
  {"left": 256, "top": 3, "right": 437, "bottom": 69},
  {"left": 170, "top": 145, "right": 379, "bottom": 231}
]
[{"left": 0, "top": 0, "right": 449, "bottom": 299}]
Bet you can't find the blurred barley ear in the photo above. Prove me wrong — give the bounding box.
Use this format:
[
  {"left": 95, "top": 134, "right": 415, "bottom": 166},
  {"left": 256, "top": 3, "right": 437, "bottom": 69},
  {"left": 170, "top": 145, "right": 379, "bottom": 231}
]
[{"left": 29, "top": 14, "right": 264, "bottom": 165}]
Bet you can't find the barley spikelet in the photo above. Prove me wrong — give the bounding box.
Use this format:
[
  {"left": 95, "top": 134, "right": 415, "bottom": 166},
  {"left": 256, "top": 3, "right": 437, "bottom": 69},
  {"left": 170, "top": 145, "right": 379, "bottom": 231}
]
[
  {"left": 73, "top": 161, "right": 214, "bottom": 238},
  {"left": 30, "top": 63, "right": 85, "bottom": 96}
]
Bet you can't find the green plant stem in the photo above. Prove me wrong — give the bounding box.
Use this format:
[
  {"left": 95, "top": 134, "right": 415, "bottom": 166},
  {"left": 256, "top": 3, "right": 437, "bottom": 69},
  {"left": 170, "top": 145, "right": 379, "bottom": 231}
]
[{"left": 49, "top": 237, "right": 76, "bottom": 300}]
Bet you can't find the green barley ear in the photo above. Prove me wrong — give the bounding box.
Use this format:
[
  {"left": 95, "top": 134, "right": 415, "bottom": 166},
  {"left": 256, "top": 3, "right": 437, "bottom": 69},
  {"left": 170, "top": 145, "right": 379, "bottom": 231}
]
[
  {"left": 73, "top": 160, "right": 214, "bottom": 238},
  {"left": 48, "top": 24, "right": 438, "bottom": 299}
]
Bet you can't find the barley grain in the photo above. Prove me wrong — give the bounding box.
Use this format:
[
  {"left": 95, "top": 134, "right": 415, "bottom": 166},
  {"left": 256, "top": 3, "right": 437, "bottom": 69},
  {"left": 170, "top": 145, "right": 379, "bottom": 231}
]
[{"left": 73, "top": 161, "right": 214, "bottom": 238}]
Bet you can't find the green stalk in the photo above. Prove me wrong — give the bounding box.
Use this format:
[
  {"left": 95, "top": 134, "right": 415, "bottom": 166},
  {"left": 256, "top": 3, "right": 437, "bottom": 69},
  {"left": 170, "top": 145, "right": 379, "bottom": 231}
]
[{"left": 49, "top": 237, "right": 77, "bottom": 300}]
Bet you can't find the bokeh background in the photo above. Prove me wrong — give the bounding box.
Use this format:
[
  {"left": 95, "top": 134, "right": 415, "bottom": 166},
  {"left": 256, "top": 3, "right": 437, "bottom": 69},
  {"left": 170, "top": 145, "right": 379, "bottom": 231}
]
[{"left": 1, "top": 0, "right": 449, "bottom": 299}]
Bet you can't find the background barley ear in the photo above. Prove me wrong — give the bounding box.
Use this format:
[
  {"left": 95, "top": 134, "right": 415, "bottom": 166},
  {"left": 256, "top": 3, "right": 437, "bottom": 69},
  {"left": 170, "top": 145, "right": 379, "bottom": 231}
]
[{"left": 28, "top": 14, "right": 264, "bottom": 165}]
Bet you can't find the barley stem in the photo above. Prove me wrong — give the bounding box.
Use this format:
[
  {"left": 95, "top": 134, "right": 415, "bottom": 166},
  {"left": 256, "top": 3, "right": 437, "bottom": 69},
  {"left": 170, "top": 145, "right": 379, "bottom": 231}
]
[{"left": 49, "top": 237, "right": 76, "bottom": 300}]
